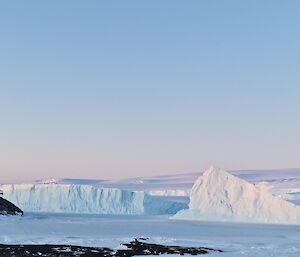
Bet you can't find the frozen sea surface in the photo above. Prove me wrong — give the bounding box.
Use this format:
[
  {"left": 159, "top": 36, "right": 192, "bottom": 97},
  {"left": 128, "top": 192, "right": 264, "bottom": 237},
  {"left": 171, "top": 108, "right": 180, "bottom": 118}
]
[{"left": 0, "top": 213, "right": 300, "bottom": 257}]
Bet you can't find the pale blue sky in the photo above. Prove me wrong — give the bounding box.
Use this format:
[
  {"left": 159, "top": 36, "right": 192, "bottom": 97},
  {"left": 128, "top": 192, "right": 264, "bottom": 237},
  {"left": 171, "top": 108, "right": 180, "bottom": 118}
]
[{"left": 1, "top": 1, "right": 300, "bottom": 180}]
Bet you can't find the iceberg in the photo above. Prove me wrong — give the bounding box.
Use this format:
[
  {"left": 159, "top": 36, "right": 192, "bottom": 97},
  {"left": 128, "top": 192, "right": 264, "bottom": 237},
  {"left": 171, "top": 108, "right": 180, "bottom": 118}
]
[
  {"left": 172, "top": 166, "right": 300, "bottom": 224},
  {"left": 1, "top": 184, "right": 186, "bottom": 215}
]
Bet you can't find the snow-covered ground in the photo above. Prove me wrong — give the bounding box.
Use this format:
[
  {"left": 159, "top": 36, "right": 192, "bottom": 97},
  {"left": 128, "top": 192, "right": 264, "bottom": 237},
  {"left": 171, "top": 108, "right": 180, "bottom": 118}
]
[{"left": 0, "top": 213, "right": 300, "bottom": 257}]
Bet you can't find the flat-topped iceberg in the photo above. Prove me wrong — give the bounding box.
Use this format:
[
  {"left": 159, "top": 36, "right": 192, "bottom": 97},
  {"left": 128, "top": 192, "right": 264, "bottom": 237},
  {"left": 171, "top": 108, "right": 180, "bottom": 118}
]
[
  {"left": 1, "top": 184, "right": 186, "bottom": 215},
  {"left": 172, "top": 166, "right": 300, "bottom": 224}
]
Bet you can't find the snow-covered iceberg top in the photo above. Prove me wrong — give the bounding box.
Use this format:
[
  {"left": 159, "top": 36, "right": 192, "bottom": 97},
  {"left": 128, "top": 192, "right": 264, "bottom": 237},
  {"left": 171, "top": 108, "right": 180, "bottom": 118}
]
[{"left": 172, "top": 166, "right": 300, "bottom": 224}]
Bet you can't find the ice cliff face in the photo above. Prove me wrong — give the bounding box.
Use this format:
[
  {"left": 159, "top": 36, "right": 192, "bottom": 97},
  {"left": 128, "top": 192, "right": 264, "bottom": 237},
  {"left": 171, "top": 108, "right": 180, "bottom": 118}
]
[
  {"left": 1, "top": 184, "right": 186, "bottom": 215},
  {"left": 173, "top": 166, "right": 300, "bottom": 224}
]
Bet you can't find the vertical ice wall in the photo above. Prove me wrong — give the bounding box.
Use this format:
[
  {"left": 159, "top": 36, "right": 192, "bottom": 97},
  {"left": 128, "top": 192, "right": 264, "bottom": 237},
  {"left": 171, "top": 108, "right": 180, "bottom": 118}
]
[
  {"left": 1, "top": 184, "right": 145, "bottom": 214},
  {"left": 1, "top": 184, "right": 186, "bottom": 215}
]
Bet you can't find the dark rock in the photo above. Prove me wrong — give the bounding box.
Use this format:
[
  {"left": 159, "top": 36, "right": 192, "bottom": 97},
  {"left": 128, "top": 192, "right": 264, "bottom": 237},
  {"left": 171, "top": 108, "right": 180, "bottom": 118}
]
[
  {"left": 0, "top": 239, "right": 223, "bottom": 256},
  {"left": 0, "top": 197, "right": 23, "bottom": 216}
]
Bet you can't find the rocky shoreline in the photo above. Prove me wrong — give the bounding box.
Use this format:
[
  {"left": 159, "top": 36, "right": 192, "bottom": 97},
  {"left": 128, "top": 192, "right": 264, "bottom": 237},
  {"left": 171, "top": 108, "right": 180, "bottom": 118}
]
[{"left": 0, "top": 238, "right": 222, "bottom": 257}]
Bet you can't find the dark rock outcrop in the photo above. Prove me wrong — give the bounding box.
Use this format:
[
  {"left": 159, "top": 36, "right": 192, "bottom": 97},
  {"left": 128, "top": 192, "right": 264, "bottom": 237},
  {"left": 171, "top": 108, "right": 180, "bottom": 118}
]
[
  {"left": 0, "top": 239, "right": 222, "bottom": 256},
  {"left": 0, "top": 197, "right": 23, "bottom": 216}
]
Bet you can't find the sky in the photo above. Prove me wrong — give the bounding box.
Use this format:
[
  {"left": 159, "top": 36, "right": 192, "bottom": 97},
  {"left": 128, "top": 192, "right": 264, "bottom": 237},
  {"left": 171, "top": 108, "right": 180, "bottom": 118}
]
[{"left": 1, "top": 1, "right": 300, "bottom": 181}]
